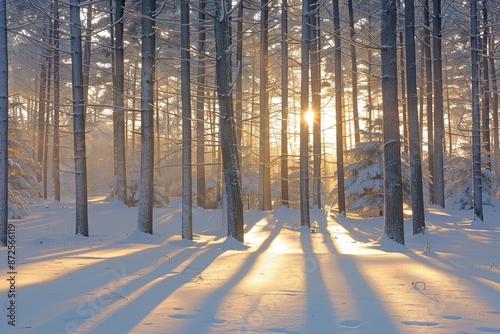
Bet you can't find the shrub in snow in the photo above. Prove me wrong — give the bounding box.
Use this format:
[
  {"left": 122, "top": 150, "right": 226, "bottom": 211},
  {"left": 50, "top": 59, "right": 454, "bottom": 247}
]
[
  {"left": 105, "top": 172, "right": 169, "bottom": 207},
  {"left": 329, "top": 140, "right": 411, "bottom": 215},
  {"left": 445, "top": 155, "right": 493, "bottom": 210},
  {"left": 278, "top": 165, "right": 327, "bottom": 210},
  {"left": 8, "top": 136, "right": 42, "bottom": 218},
  {"left": 203, "top": 178, "right": 221, "bottom": 209}
]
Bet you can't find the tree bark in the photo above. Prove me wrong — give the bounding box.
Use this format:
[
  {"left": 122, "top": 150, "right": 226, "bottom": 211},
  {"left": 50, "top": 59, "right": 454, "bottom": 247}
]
[
  {"left": 83, "top": 3, "right": 92, "bottom": 118},
  {"left": 196, "top": 0, "right": 206, "bottom": 208},
  {"left": 36, "top": 34, "right": 48, "bottom": 185},
  {"left": 281, "top": 0, "right": 289, "bottom": 208},
  {"left": 348, "top": 0, "right": 360, "bottom": 145},
  {"left": 235, "top": 0, "right": 243, "bottom": 153},
  {"left": 181, "top": 0, "right": 193, "bottom": 240},
  {"left": 490, "top": 36, "right": 499, "bottom": 174},
  {"left": 300, "top": 0, "right": 310, "bottom": 226},
  {"left": 333, "top": 0, "right": 346, "bottom": 215},
  {"left": 405, "top": 0, "right": 426, "bottom": 235},
  {"left": 259, "top": 0, "right": 271, "bottom": 211},
  {"left": 137, "top": 0, "right": 156, "bottom": 234},
  {"left": 70, "top": 0, "right": 89, "bottom": 237},
  {"left": 215, "top": 0, "right": 244, "bottom": 242},
  {"left": 481, "top": 1, "right": 491, "bottom": 171},
  {"left": 114, "top": 0, "right": 128, "bottom": 205},
  {"left": 470, "top": 0, "right": 483, "bottom": 221},
  {"left": 432, "top": 0, "right": 445, "bottom": 207},
  {"left": 53, "top": 0, "right": 61, "bottom": 202},
  {"left": 423, "top": 0, "right": 434, "bottom": 204},
  {"left": 311, "top": 0, "right": 322, "bottom": 209},
  {"left": 0, "top": 0, "right": 8, "bottom": 246},
  {"left": 381, "top": 0, "right": 404, "bottom": 244}
]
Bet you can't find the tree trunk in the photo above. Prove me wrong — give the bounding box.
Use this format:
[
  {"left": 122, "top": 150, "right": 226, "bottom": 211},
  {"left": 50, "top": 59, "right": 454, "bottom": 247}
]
[
  {"left": 470, "top": 0, "right": 483, "bottom": 221},
  {"left": 398, "top": 0, "right": 407, "bottom": 154},
  {"left": 131, "top": 59, "right": 138, "bottom": 154},
  {"left": 300, "top": 0, "right": 310, "bottom": 226},
  {"left": 196, "top": 0, "right": 206, "bottom": 208},
  {"left": 367, "top": 0, "right": 374, "bottom": 141},
  {"left": 53, "top": 0, "right": 61, "bottom": 202},
  {"left": 137, "top": 0, "right": 156, "bottom": 234},
  {"left": 83, "top": 4, "right": 92, "bottom": 118},
  {"left": 423, "top": 0, "right": 434, "bottom": 203},
  {"left": 0, "top": 0, "right": 8, "bottom": 246},
  {"left": 70, "top": 0, "right": 89, "bottom": 237},
  {"left": 333, "top": 0, "right": 346, "bottom": 215},
  {"left": 281, "top": 0, "right": 289, "bottom": 208},
  {"left": 490, "top": 36, "right": 499, "bottom": 174},
  {"left": 43, "top": 50, "right": 51, "bottom": 200},
  {"left": 348, "top": 0, "right": 360, "bottom": 145},
  {"left": 114, "top": 0, "right": 127, "bottom": 205},
  {"left": 481, "top": 1, "right": 491, "bottom": 171},
  {"left": 36, "top": 41, "right": 48, "bottom": 184},
  {"left": 405, "top": 0, "right": 425, "bottom": 235},
  {"left": 215, "top": 0, "right": 244, "bottom": 242},
  {"left": 432, "top": 0, "right": 445, "bottom": 207},
  {"left": 259, "top": 0, "right": 271, "bottom": 211},
  {"left": 235, "top": 0, "right": 243, "bottom": 152},
  {"left": 381, "top": 0, "right": 404, "bottom": 244},
  {"left": 181, "top": 0, "right": 193, "bottom": 240},
  {"left": 311, "top": 0, "right": 322, "bottom": 209}
]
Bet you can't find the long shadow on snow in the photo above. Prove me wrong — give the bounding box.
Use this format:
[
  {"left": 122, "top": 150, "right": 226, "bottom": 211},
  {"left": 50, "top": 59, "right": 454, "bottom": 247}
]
[
  {"left": 402, "top": 250, "right": 500, "bottom": 310},
  {"left": 177, "top": 217, "right": 284, "bottom": 333},
  {"left": 300, "top": 227, "right": 338, "bottom": 332},
  {"left": 313, "top": 209, "right": 338, "bottom": 254},
  {"left": 322, "top": 213, "right": 400, "bottom": 332},
  {"left": 76, "top": 242, "right": 233, "bottom": 333},
  {"left": 24, "top": 241, "right": 211, "bottom": 333}
]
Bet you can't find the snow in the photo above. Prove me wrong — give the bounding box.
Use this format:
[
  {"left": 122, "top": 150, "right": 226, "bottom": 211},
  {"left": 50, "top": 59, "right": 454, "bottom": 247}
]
[{"left": 1, "top": 197, "right": 500, "bottom": 333}]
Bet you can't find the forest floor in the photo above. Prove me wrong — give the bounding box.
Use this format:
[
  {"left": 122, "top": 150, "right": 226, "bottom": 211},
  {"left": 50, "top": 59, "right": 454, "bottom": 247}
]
[{"left": 0, "top": 196, "right": 499, "bottom": 333}]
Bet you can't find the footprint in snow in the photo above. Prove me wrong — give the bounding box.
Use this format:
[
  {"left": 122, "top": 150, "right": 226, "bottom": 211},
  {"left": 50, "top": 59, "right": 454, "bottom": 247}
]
[
  {"left": 168, "top": 314, "right": 196, "bottom": 319},
  {"left": 339, "top": 320, "right": 363, "bottom": 328},
  {"left": 401, "top": 321, "right": 440, "bottom": 326},
  {"left": 475, "top": 327, "right": 500, "bottom": 333},
  {"left": 442, "top": 315, "right": 462, "bottom": 320}
]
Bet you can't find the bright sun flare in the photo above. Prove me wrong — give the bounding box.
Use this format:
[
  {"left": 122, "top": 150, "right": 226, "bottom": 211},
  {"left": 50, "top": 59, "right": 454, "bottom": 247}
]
[{"left": 305, "top": 110, "right": 314, "bottom": 125}]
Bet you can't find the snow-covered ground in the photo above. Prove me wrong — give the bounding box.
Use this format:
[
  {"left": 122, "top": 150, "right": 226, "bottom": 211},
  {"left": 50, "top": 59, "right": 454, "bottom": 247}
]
[{"left": 1, "top": 196, "right": 499, "bottom": 333}]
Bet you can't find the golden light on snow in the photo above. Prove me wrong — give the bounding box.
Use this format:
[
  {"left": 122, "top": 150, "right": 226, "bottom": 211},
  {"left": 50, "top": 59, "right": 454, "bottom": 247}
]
[{"left": 16, "top": 245, "right": 161, "bottom": 287}]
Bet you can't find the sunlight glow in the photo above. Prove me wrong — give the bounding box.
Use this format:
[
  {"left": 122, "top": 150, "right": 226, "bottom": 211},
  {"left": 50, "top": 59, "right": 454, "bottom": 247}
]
[{"left": 305, "top": 110, "right": 314, "bottom": 126}]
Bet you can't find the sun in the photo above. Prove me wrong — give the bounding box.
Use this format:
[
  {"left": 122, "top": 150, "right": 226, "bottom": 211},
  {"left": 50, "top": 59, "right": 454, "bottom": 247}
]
[{"left": 305, "top": 109, "right": 314, "bottom": 126}]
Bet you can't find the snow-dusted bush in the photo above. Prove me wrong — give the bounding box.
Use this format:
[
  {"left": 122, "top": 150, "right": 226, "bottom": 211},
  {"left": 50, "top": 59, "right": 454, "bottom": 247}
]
[
  {"left": 8, "top": 136, "right": 41, "bottom": 218},
  {"left": 280, "top": 169, "right": 327, "bottom": 210},
  {"left": 105, "top": 172, "right": 169, "bottom": 207},
  {"left": 330, "top": 141, "right": 384, "bottom": 214},
  {"left": 329, "top": 140, "right": 412, "bottom": 215},
  {"left": 445, "top": 155, "right": 493, "bottom": 209}
]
